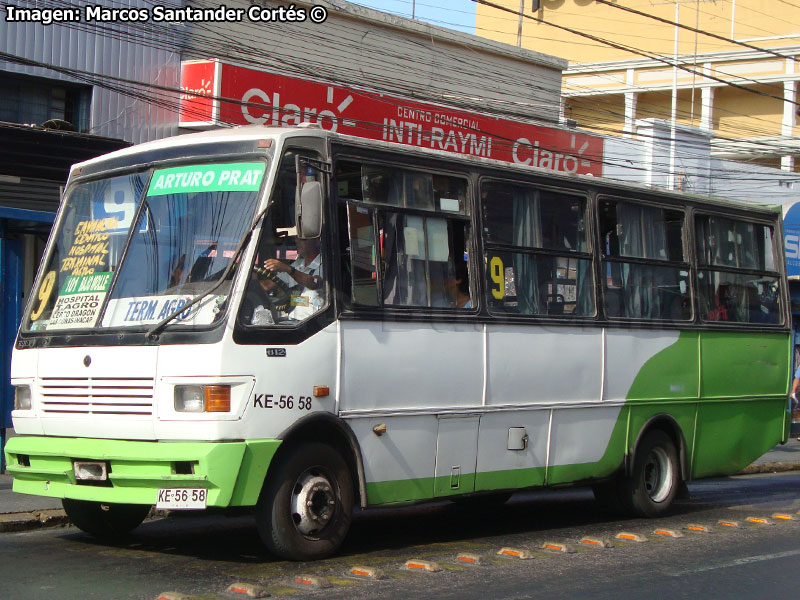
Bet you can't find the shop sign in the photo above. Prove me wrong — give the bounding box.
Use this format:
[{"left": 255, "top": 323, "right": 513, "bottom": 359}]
[{"left": 180, "top": 60, "right": 604, "bottom": 176}]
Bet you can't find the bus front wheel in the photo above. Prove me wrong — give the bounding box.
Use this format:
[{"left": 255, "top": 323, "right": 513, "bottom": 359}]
[
  {"left": 256, "top": 442, "right": 353, "bottom": 561},
  {"left": 620, "top": 430, "right": 679, "bottom": 517},
  {"left": 62, "top": 499, "right": 150, "bottom": 539}
]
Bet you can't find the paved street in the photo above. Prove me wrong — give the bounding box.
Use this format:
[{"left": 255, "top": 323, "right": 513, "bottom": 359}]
[{"left": 2, "top": 464, "right": 800, "bottom": 599}]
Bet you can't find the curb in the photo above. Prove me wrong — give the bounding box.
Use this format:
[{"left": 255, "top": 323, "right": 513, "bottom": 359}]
[
  {"left": 738, "top": 461, "right": 800, "bottom": 475},
  {"left": 0, "top": 509, "right": 69, "bottom": 533}
]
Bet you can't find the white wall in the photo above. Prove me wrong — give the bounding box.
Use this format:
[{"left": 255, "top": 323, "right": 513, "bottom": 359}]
[{"left": 601, "top": 119, "right": 800, "bottom": 206}]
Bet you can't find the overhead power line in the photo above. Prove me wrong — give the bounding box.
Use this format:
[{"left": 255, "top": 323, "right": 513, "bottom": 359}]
[
  {"left": 594, "top": 0, "right": 800, "bottom": 64},
  {"left": 13, "top": 0, "right": 796, "bottom": 143},
  {"left": 472, "top": 0, "right": 800, "bottom": 110},
  {"left": 3, "top": 0, "right": 799, "bottom": 180},
  {"left": 4, "top": 48, "right": 797, "bottom": 185}
]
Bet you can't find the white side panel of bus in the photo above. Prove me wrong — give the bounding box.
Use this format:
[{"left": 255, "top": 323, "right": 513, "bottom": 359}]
[
  {"left": 340, "top": 320, "right": 483, "bottom": 411},
  {"left": 474, "top": 410, "right": 550, "bottom": 482},
  {"left": 549, "top": 405, "right": 621, "bottom": 466},
  {"left": 477, "top": 327, "right": 678, "bottom": 473},
  {"left": 603, "top": 329, "right": 680, "bottom": 400},
  {"left": 348, "top": 415, "right": 438, "bottom": 495},
  {"left": 486, "top": 325, "right": 602, "bottom": 405},
  {"left": 210, "top": 323, "right": 341, "bottom": 441},
  {"left": 434, "top": 415, "right": 479, "bottom": 496}
]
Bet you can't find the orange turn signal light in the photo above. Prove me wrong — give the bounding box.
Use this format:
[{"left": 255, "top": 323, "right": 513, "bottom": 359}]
[{"left": 205, "top": 385, "right": 231, "bottom": 412}]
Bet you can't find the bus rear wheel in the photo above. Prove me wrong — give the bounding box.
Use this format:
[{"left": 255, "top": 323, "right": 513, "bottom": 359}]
[
  {"left": 256, "top": 442, "right": 353, "bottom": 561},
  {"left": 620, "top": 430, "right": 680, "bottom": 517},
  {"left": 62, "top": 499, "right": 150, "bottom": 539}
]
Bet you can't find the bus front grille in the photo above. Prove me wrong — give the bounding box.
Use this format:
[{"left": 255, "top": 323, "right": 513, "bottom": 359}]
[{"left": 39, "top": 377, "right": 155, "bottom": 416}]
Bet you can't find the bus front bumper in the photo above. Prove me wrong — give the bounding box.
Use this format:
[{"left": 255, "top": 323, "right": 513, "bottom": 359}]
[{"left": 4, "top": 436, "right": 281, "bottom": 507}]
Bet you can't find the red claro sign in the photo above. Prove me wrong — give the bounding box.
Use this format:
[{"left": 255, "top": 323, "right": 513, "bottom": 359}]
[{"left": 180, "top": 60, "right": 604, "bottom": 176}]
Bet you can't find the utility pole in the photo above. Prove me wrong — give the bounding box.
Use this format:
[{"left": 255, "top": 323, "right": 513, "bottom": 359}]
[
  {"left": 670, "top": 2, "right": 679, "bottom": 190},
  {"left": 655, "top": 0, "right": 701, "bottom": 190}
]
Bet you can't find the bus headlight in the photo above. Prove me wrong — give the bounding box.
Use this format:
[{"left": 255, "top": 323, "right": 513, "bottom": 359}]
[
  {"left": 174, "top": 386, "right": 205, "bottom": 412},
  {"left": 14, "top": 386, "right": 32, "bottom": 411},
  {"left": 174, "top": 385, "right": 231, "bottom": 413}
]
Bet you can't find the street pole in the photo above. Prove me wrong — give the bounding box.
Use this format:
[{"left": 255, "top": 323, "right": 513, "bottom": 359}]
[{"left": 670, "top": 2, "right": 679, "bottom": 190}]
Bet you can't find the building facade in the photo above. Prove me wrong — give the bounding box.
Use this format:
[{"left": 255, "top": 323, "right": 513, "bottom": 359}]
[{"left": 476, "top": 0, "right": 800, "bottom": 172}]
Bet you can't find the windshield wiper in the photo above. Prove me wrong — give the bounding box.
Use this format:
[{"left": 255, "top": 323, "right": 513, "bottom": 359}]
[{"left": 146, "top": 206, "right": 270, "bottom": 340}]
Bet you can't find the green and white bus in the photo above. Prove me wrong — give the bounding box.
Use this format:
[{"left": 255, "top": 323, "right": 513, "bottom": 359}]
[{"left": 5, "top": 125, "right": 791, "bottom": 560}]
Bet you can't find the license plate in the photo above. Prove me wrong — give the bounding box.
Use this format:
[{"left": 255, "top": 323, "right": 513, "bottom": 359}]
[{"left": 156, "top": 488, "right": 208, "bottom": 510}]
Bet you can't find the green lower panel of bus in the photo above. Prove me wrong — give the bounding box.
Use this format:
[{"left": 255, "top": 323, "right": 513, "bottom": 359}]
[
  {"left": 365, "top": 396, "right": 788, "bottom": 506},
  {"left": 692, "top": 398, "right": 789, "bottom": 477},
  {"left": 4, "top": 436, "right": 281, "bottom": 507}
]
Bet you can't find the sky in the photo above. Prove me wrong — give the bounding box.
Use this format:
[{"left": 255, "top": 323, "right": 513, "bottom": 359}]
[{"left": 347, "top": 0, "right": 477, "bottom": 34}]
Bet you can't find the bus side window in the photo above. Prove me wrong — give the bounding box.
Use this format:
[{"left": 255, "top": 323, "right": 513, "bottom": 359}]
[
  {"left": 599, "top": 200, "right": 690, "bottom": 321},
  {"left": 379, "top": 213, "right": 468, "bottom": 309},
  {"left": 696, "top": 216, "right": 780, "bottom": 324},
  {"left": 335, "top": 159, "right": 471, "bottom": 311},
  {"left": 482, "top": 180, "right": 594, "bottom": 317},
  {"left": 342, "top": 203, "right": 379, "bottom": 306}
]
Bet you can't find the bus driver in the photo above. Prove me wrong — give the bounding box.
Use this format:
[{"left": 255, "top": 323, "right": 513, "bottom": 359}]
[{"left": 254, "top": 236, "right": 324, "bottom": 322}]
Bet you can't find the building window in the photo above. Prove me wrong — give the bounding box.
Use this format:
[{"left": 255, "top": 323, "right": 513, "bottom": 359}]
[{"left": 0, "top": 72, "right": 90, "bottom": 132}]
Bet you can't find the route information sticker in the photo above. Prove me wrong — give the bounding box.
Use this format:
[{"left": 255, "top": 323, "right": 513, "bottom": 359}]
[
  {"left": 48, "top": 272, "right": 113, "bottom": 329},
  {"left": 146, "top": 162, "right": 266, "bottom": 196}
]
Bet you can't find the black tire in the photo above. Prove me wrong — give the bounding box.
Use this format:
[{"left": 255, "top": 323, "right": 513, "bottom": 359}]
[
  {"left": 619, "top": 430, "right": 680, "bottom": 518},
  {"left": 256, "top": 442, "right": 353, "bottom": 561},
  {"left": 62, "top": 499, "right": 150, "bottom": 539}
]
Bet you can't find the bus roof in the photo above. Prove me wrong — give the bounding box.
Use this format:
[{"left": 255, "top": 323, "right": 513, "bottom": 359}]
[{"left": 73, "top": 125, "right": 781, "bottom": 216}]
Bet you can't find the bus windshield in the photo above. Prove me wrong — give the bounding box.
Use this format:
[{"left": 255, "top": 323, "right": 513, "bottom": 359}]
[{"left": 24, "top": 161, "right": 267, "bottom": 333}]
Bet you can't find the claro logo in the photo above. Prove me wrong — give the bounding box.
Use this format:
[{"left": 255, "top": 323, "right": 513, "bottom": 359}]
[
  {"left": 512, "top": 134, "right": 592, "bottom": 175},
  {"left": 180, "top": 78, "right": 212, "bottom": 101},
  {"left": 240, "top": 86, "right": 355, "bottom": 131}
]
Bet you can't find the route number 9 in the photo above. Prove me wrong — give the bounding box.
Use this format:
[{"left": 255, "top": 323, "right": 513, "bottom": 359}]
[
  {"left": 30, "top": 271, "right": 56, "bottom": 321},
  {"left": 489, "top": 256, "right": 505, "bottom": 299}
]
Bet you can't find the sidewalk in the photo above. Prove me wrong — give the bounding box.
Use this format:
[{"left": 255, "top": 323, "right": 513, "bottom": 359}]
[
  {"left": 0, "top": 471, "right": 66, "bottom": 532},
  {"left": 740, "top": 437, "right": 800, "bottom": 473},
  {"left": 1, "top": 439, "right": 799, "bottom": 533}
]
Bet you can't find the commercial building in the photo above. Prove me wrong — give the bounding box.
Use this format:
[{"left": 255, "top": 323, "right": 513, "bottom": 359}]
[{"left": 476, "top": 0, "right": 800, "bottom": 172}]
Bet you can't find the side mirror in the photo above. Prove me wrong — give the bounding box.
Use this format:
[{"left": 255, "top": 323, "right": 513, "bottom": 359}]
[{"left": 296, "top": 180, "right": 322, "bottom": 239}]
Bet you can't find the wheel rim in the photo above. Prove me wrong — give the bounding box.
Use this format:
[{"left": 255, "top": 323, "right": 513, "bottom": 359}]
[
  {"left": 290, "top": 467, "right": 337, "bottom": 537},
  {"left": 643, "top": 446, "right": 673, "bottom": 503}
]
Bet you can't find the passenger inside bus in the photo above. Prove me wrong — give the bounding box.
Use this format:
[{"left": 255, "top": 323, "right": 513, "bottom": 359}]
[
  {"left": 707, "top": 283, "right": 731, "bottom": 321},
  {"left": 444, "top": 258, "right": 472, "bottom": 309}
]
